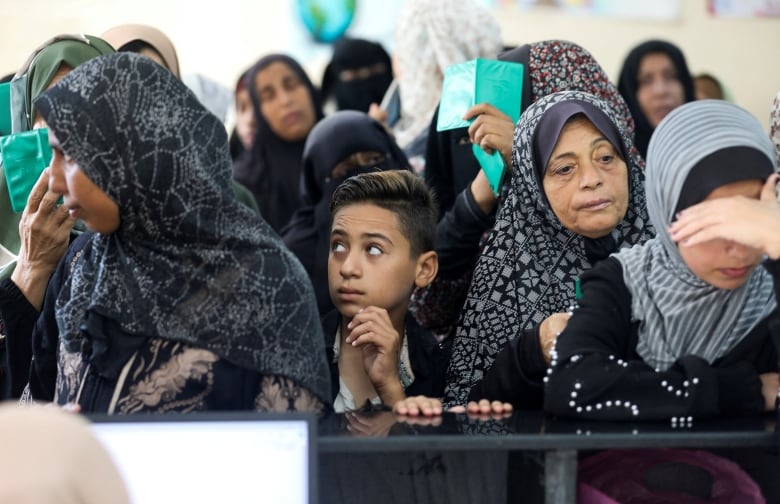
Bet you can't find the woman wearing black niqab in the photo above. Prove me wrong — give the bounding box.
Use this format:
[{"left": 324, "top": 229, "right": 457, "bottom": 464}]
[{"left": 321, "top": 38, "right": 393, "bottom": 113}]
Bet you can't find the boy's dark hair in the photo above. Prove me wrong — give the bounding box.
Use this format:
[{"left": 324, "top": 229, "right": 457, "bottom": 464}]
[{"left": 330, "top": 171, "right": 438, "bottom": 256}]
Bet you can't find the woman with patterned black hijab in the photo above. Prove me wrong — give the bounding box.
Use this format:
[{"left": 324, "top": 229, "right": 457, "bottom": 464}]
[
  {"left": 444, "top": 90, "right": 654, "bottom": 408},
  {"left": 30, "top": 52, "right": 330, "bottom": 413}
]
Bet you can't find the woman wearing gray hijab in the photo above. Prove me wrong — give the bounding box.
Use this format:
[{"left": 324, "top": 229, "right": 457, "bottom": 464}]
[{"left": 544, "top": 98, "right": 780, "bottom": 504}]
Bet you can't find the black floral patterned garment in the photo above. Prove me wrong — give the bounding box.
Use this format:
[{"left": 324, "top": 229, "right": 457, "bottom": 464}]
[{"left": 35, "top": 53, "right": 330, "bottom": 412}]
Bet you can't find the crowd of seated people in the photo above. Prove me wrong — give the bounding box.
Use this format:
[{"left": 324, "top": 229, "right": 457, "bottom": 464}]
[{"left": 0, "top": 1, "right": 778, "bottom": 501}]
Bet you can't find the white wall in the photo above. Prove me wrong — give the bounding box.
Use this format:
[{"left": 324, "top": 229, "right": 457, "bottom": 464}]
[
  {"left": 0, "top": 0, "right": 778, "bottom": 126},
  {"left": 493, "top": 0, "right": 780, "bottom": 128}
]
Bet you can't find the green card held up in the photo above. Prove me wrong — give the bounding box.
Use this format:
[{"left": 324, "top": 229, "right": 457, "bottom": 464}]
[
  {"left": 1, "top": 128, "right": 53, "bottom": 212},
  {"left": 436, "top": 58, "right": 524, "bottom": 196}
]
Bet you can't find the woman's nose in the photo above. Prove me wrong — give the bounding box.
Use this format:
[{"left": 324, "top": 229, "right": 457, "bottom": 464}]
[
  {"left": 579, "top": 162, "right": 604, "bottom": 189},
  {"left": 47, "top": 158, "right": 67, "bottom": 194},
  {"left": 725, "top": 240, "right": 754, "bottom": 260}
]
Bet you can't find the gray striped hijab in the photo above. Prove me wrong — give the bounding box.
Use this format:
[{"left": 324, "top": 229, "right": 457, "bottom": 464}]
[{"left": 617, "top": 100, "right": 777, "bottom": 371}]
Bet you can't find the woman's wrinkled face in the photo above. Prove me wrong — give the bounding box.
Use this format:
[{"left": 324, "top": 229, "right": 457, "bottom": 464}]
[
  {"left": 47, "top": 129, "right": 120, "bottom": 234},
  {"left": 255, "top": 62, "right": 317, "bottom": 142},
  {"left": 678, "top": 179, "right": 764, "bottom": 290},
  {"left": 542, "top": 116, "right": 629, "bottom": 239},
  {"left": 636, "top": 52, "right": 685, "bottom": 128}
]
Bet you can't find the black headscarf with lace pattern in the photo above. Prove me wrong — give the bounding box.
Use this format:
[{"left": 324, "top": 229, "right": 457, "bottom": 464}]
[{"left": 36, "top": 53, "right": 330, "bottom": 402}]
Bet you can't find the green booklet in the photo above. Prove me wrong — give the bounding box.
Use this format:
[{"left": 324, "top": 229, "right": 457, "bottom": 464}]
[
  {"left": 436, "top": 58, "right": 524, "bottom": 195},
  {"left": 0, "top": 128, "right": 53, "bottom": 212},
  {"left": 0, "top": 82, "right": 11, "bottom": 137}
]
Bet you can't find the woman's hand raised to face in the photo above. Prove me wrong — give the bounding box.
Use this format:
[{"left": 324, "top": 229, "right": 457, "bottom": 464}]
[
  {"left": 670, "top": 174, "right": 780, "bottom": 259},
  {"left": 368, "top": 103, "right": 390, "bottom": 132},
  {"left": 11, "top": 169, "right": 75, "bottom": 310}
]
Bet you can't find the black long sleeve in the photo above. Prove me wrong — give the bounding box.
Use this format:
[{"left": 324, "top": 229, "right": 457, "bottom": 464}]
[
  {"left": 467, "top": 324, "right": 547, "bottom": 409},
  {"left": 544, "top": 257, "right": 772, "bottom": 421},
  {"left": 28, "top": 232, "right": 93, "bottom": 401},
  {"left": 409, "top": 188, "right": 496, "bottom": 333},
  {"left": 424, "top": 106, "right": 481, "bottom": 219},
  {"left": 435, "top": 188, "right": 495, "bottom": 280},
  {"left": 0, "top": 279, "right": 39, "bottom": 398}
]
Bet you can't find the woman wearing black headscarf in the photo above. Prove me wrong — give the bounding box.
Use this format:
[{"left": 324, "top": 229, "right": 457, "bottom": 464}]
[
  {"left": 0, "top": 34, "right": 115, "bottom": 399},
  {"left": 321, "top": 38, "right": 393, "bottom": 113},
  {"left": 413, "top": 40, "right": 642, "bottom": 337},
  {"left": 617, "top": 39, "right": 695, "bottom": 158},
  {"left": 443, "top": 90, "right": 654, "bottom": 408},
  {"left": 281, "top": 111, "right": 410, "bottom": 315},
  {"left": 233, "top": 54, "right": 324, "bottom": 232},
  {"left": 31, "top": 52, "right": 330, "bottom": 413}
]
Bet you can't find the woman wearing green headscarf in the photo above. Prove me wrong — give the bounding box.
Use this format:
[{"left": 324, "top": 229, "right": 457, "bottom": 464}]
[{"left": 0, "top": 35, "right": 113, "bottom": 398}]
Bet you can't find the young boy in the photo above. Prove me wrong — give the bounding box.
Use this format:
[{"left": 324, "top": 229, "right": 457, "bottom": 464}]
[{"left": 323, "top": 170, "right": 450, "bottom": 412}]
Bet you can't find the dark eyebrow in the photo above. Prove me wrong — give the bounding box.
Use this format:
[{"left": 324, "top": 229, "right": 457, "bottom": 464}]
[
  {"left": 550, "top": 136, "right": 611, "bottom": 161},
  {"left": 257, "top": 83, "right": 274, "bottom": 95},
  {"left": 546, "top": 136, "right": 613, "bottom": 171},
  {"left": 361, "top": 232, "right": 393, "bottom": 245},
  {"left": 550, "top": 151, "right": 575, "bottom": 163},
  {"left": 330, "top": 227, "right": 393, "bottom": 245}
]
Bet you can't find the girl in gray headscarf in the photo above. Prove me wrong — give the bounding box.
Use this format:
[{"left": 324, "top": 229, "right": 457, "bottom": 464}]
[{"left": 545, "top": 99, "right": 780, "bottom": 422}]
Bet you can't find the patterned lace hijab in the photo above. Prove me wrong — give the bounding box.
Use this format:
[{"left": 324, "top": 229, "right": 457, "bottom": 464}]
[
  {"left": 392, "top": 0, "right": 502, "bottom": 149},
  {"left": 36, "top": 53, "right": 330, "bottom": 402},
  {"left": 444, "top": 91, "right": 654, "bottom": 405},
  {"left": 617, "top": 100, "right": 777, "bottom": 371},
  {"left": 502, "top": 40, "right": 644, "bottom": 172}
]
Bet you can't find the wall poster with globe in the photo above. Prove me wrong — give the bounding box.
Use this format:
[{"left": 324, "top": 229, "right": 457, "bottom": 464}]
[{"left": 297, "top": 0, "right": 357, "bottom": 43}]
